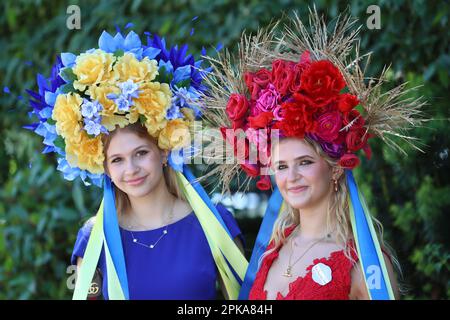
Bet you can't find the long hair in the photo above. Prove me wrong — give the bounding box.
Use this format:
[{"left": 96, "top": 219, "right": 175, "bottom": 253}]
[
  {"left": 259, "top": 136, "right": 404, "bottom": 293},
  {"left": 101, "top": 122, "right": 185, "bottom": 218}
]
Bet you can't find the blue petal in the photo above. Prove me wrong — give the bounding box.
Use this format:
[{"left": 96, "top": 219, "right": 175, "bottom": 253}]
[
  {"left": 98, "top": 31, "right": 117, "bottom": 52},
  {"left": 44, "top": 91, "right": 57, "bottom": 106},
  {"left": 173, "top": 65, "right": 192, "bottom": 83},
  {"left": 124, "top": 31, "right": 141, "bottom": 51},
  {"left": 3, "top": 86, "right": 10, "bottom": 94},
  {"left": 125, "top": 22, "right": 134, "bottom": 29},
  {"left": 43, "top": 146, "right": 55, "bottom": 154},
  {"left": 39, "top": 107, "right": 53, "bottom": 119},
  {"left": 143, "top": 47, "right": 161, "bottom": 60},
  {"left": 37, "top": 74, "right": 49, "bottom": 92},
  {"left": 61, "top": 52, "right": 76, "bottom": 67},
  {"left": 113, "top": 32, "right": 125, "bottom": 49},
  {"left": 127, "top": 47, "right": 143, "bottom": 60}
]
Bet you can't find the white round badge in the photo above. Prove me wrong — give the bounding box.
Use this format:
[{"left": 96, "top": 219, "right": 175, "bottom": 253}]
[{"left": 311, "top": 263, "right": 332, "bottom": 286}]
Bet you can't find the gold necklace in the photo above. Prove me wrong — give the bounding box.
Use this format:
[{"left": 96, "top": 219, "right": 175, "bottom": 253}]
[{"left": 283, "top": 230, "right": 332, "bottom": 278}]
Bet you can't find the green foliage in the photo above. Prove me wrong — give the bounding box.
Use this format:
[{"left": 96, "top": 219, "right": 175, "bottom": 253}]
[{"left": 0, "top": 0, "right": 448, "bottom": 299}]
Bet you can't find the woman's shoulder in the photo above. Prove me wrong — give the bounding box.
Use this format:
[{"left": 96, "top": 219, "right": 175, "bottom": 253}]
[{"left": 76, "top": 216, "right": 96, "bottom": 239}]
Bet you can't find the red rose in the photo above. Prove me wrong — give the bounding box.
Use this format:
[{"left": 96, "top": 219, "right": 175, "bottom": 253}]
[
  {"left": 244, "top": 69, "right": 272, "bottom": 100},
  {"left": 256, "top": 175, "right": 272, "bottom": 191},
  {"left": 253, "top": 69, "right": 272, "bottom": 88},
  {"left": 315, "top": 110, "right": 342, "bottom": 143},
  {"left": 276, "top": 94, "right": 317, "bottom": 137},
  {"left": 244, "top": 72, "right": 259, "bottom": 100},
  {"left": 343, "top": 109, "right": 365, "bottom": 130},
  {"left": 241, "top": 162, "right": 259, "bottom": 178},
  {"left": 345, "top": 127, "right": 369, "bottom": 152},
  {"left": 226, "top": 94, "right": 249, "bottom": 121},
  {"left": 248, "top": 111, "right": 274, "bottom": 129},
  {"left": 272, "top": 59, "right": 295, "bottom": 96},
  {"left": 338, "top": 153, "right": 360, "bottom": 169},
  {"left": 289, "top": 52, "right": 312, "bottom": 93},
  {"left": 300, "top": 60, "right": 346, "bottom": 106},
  {"left": 337, "top": 93, "right": 359, "bottom": 113}
]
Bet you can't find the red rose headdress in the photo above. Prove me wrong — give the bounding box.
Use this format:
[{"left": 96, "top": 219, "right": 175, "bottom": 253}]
[{"left": 199, "top": 9, "right": 425, "bottom": 193}]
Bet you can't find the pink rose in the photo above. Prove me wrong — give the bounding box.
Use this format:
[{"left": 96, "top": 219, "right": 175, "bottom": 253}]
[
  {"left": 315, "top": 110, "right": 342, "bottom": 143},
  {"left": 256, "top": 83, "right": 280, "bottom": 113}
]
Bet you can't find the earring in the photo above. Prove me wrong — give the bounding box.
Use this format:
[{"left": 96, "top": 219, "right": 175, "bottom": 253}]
[{"left": 333, "top": 179, "right": 338, "bottom": 192}]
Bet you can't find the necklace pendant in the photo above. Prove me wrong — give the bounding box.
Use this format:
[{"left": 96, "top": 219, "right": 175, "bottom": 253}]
[{"left": 283, "top": 266, "right": 292, "bottom": 277}]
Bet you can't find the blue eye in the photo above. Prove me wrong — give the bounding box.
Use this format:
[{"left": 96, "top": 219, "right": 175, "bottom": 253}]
[
  {"left": 300, "top": 160, "right": 313, "bottom": 165},
  {"left": 277, "top": 164, "right": 287, "bottom": 170}
]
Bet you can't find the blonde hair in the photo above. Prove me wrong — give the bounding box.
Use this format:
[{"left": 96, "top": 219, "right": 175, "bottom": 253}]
[
  {"left": 102, "top": 122, "right": 185, "bottom": 218},
  {"left": 260, "top": 136, "right": 404, "bottom": 293}
]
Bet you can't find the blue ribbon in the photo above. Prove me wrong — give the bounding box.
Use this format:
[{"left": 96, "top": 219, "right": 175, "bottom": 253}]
[
  {"left": 346, "top": 170, "right": 391, "bottom": 300},
  {"left": 103, "top": 176, "right": 130, "bottom": 299},
  {"left": 238, "top": 187, "right": 282, "bottom": 300},
  {"left": 168, "top": 149, "right": 233, "bottom": 239}
]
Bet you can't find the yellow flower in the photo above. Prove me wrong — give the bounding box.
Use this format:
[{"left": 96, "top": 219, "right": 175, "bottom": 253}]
[
  {"left": 157, "top": 118, "right": 191, "bottom": 150},
  {"left": 126, "top": 108, "right": 140, "bottom": 124},
  {"left": 114, "top": 53, "right": 158, "bottom": 83},
  {"left": 144, "top": 115, "right": 167, "bottom": 138},
  {"left": 73, "top": 49, "right": 116, "bottom": 91},
  {"left": 86, "top": 84, "right": 130, "bottom": 131},
  {"left": 101, "top": 114, "right": 130, "bottom": 131},
  {"left": 52, "top": 93, "right": 83, "bottom": 142},
  {"left": 134, "top": 82, "right": 171, "bottom": 121},
  {"left": 87, "top": 84, "right": 120, "bottom": 116},
  {"left": 66, "top": 131, "right": 105, "bottom": 174}
]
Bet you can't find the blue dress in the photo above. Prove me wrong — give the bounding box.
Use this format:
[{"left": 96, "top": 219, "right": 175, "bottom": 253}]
[{"left": 71, "top": 204, "right": 243, "bottom": 300}]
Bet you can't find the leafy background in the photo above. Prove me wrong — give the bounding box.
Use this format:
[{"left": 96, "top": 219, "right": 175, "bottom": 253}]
[{"left": 0, "top": 0, "right": 448, "bottom": 299}]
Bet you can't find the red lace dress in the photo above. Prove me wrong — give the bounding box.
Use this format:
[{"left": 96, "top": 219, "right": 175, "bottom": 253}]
[{"left": 249, "top": 225, "right": 359, "bottom": 300}]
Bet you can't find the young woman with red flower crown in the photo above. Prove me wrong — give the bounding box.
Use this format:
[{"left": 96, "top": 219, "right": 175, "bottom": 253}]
[{"left": 199, "top": 9, "right": 425, "bottom": 300}]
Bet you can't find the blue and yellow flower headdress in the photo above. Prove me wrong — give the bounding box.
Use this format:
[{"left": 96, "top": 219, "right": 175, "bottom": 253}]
[{"left": 26, "top": 29, "right": 248, "bottom": 300}]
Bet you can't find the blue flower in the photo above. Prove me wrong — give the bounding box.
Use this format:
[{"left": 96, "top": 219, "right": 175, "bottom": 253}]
[
  {"left": 118, "top": 80, "right": 139, "bottom": 99},
  {"left": 84, "top": 119, "right": 103, "bottom": 136},
  {"left": 116, "top": 96, "right": 131, "bottom": 112},
  {"left": 98, "top": 30, "right": 143, "bottom": 59},
  {"left": 173, "top": 65, "right": 192, "bottom": 86},
  {"left": 81, "top": 99, "right": 101, "bottom": 119},
  {"left": 172, "top": 86, "right": 202, "bottom": 118},
  {"left": 166, "top": 104, "right": 184, "bottom": 120},
  {"left": 57, "top": 157, "right": 103, "bottom": 187}
]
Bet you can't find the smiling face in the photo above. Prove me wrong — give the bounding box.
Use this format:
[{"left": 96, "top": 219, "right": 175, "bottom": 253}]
[
  {"left": 271, "top": 137, "right": 336, "bottom": 211},
  {"left": 105, "top": 129, "right": 167, "bottom": 199}
]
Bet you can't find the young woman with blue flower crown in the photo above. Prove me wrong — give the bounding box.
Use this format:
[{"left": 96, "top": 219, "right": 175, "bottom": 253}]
[
  {"left": 199, "top": 9, "right": 426, "bottom": 300},
  {"left": 26, "top": 29, "right": 247, "bottom": 300}
]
